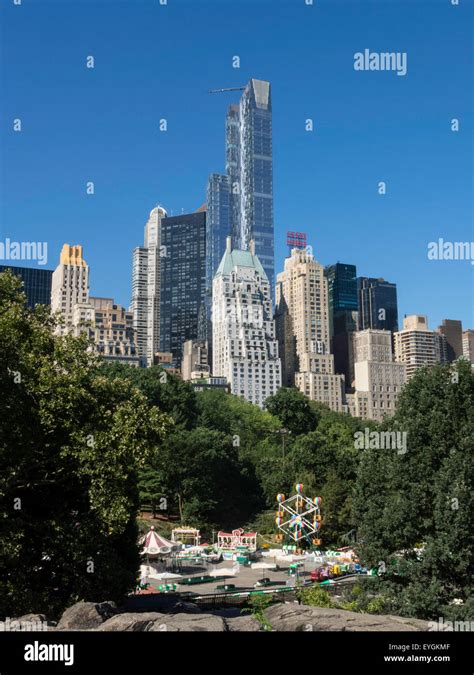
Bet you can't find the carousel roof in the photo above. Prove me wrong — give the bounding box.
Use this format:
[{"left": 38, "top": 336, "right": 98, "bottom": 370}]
[{"left": 141, "top": 527, "right": 181, "bottom": 556}]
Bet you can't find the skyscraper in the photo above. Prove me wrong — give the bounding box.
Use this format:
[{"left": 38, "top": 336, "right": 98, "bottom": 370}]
[
  {"left": 437, "top": 319, "right": 463, "bottom": 362},
  {"left": 207, "top": 78, "right": 275, "bottom": 296},
  {"left": 358, "top": 277, "right": 399, "bottom": 332},
  {"left": 212, "top": 237, "right": 281, "bottom": 408},
  {"left": 0, "top": 265, "right": 53, "bottom": 307},
  {"left": 206, "top": 174, "right": 231, "bottom": 305},
  {"left": 51, "top": 244, "right": 89, "bottom": 333},
  {"left": 131, "top": 206, "right": 167, "bottom": 365},
  {"left": 275, "top": 248, "right": 346, "bottom": 413},
  {"left": 326, "top": 263, "right": 358, "bottom": 389},
  {"left": 159, "top": 210, "right": 207, "bottom": 367},
  {"left": 394, "top": 315, "right": 443, "bottom": 379}
]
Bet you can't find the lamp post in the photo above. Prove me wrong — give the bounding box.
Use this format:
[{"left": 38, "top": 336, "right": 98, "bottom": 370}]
[{"left": 274, "top": 428, "right": 291, "bottom": 458}]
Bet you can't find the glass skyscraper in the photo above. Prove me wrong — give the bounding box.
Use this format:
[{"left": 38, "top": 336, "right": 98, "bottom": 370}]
[
  {"left": 0, "top": 265, "right": 53, "bottom": 307},
  {"left": 206, "top": 78, "right": 275, "bottom": 295},
  {"left": 326, "top": 263, "right": 358, "bottom": 390},
  {"left": 358, "top": 277, "right": 399, "bottom": 333},
  {"left": 159, "top": 210, "right": 207, "bottom": 367},
  {"left": 206, "top": 174, "right": 230, "bottom": 300}
]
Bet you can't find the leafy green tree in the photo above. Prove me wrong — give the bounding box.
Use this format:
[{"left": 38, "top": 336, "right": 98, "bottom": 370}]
[
  {"left": 102, "top": 362, "right": 197, "bottom": 428},
  {"left": 0, "top": 272, "right": 171, "bottom": 618},
  {"left": 264, "top": 387, "right": 319, "bottom": 435},
  {"left": 150, "top": 427, "right": 257, "bottom": 530},
  {"left": 138, "top": 468, "right": 167, "bottom": 518},
  {"left": 354, "top": 361, "right": 474, "bottom": 619}
]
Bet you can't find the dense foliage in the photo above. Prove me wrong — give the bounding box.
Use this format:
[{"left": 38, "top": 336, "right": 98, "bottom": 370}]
[
  {"left": 0, "top": 273, "right": 171, "bottom": 618},
  {"left": 1, "top": 270, "right": 472, "bottom": 621}
]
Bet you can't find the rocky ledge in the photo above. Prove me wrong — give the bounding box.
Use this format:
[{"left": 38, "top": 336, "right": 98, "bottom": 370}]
[{"left": 17, "top": 600, "right": 430, "bottom": 632}]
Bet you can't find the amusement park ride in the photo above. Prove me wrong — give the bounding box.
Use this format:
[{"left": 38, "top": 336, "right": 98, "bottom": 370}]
[{"left": 275, "top": 483, "right": 322, "bottom": 548}]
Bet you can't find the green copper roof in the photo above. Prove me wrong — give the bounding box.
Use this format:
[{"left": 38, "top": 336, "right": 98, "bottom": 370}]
[{"left": 215, "top": 247, "right": 268, "bottom": 281}]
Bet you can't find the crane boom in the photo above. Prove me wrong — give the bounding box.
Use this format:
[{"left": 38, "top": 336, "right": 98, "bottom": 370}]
[{"left": 208, "top": 86, "right": 245, "bottom": 94}]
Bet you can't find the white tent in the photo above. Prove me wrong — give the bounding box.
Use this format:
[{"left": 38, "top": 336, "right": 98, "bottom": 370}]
[
  {"left": 140, "top": 564, "right": 181, "bottom": 581},
  {"left": 209, "top": 564, "right": 239, "bottom": 577},
  {"left": 251, "top": 561, "right": 277, "bottom": 570}
]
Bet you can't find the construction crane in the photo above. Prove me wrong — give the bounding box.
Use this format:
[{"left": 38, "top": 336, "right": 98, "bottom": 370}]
[{"left": 208, "top": 86, "right": 245, "bottom": 94}]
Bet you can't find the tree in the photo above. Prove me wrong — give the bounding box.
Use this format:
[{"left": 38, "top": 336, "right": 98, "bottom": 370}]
[
  {"left": 0, "top": 272, "right": 171, "bottom": 618},
  {"left": 354, "top": 361, "right": 474, "bottom": 618},
  {"left": 101, "top": 362, "right": 197, "bottom": 428},
  {"left": 264, "top": 387, "right": 319, "bottom": 435},
  {"left": 149, "top": 427, "right": 257, "bottom": 530}
]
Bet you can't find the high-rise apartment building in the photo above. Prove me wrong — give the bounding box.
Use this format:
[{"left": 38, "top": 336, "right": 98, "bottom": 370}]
[
  {"left": 131, "top": 206, "right": 167, "bottom": 365},
  {"left": 437, "top": 319, "right": 463, "bottom": 362},
  {"left": 159, "top": 210, "right": 207, "bottom": 367},
  {"left": 358, "top": 277, "right": 398, "bottom": 332},
  {"left": 51, "top": 244, "right": 90, "bottom": 333},
  {"left": 326, "top": 263, "right": 358, "bottom": 390},
  {"left": 73, "top": 297, "right": 139, "bottom": 366},
  {"left": 207, "top": 79, "right": 274, "bottom": 296},
  {"left": 212, "top": 237, "right": 281, "bottom": 408},
  {"left": 394, "top": 315, "right": 442, "bottom": 379},
  {"left": 0, "top": 265, "right": 53, "bottom": 307},
  {"left": 462, "top": 329, "right": 474, "bottom": 363},
  {"left": 347, "top": 329, "right": 406, "bottom": 421},
  {"left": 275, "top": 248, "right": 346, "bottom": 413}
]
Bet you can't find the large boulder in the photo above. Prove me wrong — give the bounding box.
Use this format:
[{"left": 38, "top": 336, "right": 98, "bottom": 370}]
[
  {"left": 225, "top": 615, "right": 263, "bottom": 632},
  {"left": 264, "top": 603, "right": 430, "bottom": 632},
  {"left": 56, "top": 601, "right": 117, "bottom": 631},
  {"left": 99, "top": 612, "right": 225, "bottom": 632},
  {"left": 98, "top": 612, "right": 168, "bottom": 632}
]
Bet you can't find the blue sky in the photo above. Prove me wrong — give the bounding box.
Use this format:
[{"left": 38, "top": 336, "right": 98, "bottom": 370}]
[{"left": 1, "top": 0, "right": 472, "bottom": 329}]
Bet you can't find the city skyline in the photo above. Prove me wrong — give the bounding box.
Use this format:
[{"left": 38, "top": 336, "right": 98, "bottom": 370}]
[{"left": 1, "top": 0, "right": 472, "bottom": 330}]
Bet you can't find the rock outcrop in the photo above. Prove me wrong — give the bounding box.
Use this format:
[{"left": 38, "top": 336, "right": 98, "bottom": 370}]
[
  {"left": 263, "top": 603, "right": 430, "bottom": 632},
  {"left": 47, "top": 600, "right": 431, "bottom": 632},
  {"left": 56, "top": 601, "right": 117, "bottom": 631},
  {"left": 98, "top": 612, "right": 226, "bottom": 632}
]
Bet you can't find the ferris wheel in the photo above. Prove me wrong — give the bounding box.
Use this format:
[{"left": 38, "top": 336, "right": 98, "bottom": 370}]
[{"left": 275, "top": 483, "right": 322, "bottom": 547}]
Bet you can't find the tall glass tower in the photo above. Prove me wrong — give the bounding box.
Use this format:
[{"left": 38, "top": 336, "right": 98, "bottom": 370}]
[
  {"left": 206, "top": 78, "right": 275, "bottom": 297},
  {"left": 237, "top": 79, "right": 274, "bottom": 292},
  {"left": 326, "top": 263, "right": 358, "bottom": 390},
  {"left": 358, "top": 277, "right": 399, "bottom": 333}
]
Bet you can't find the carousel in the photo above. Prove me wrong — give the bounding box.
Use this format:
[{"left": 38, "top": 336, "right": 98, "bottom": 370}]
[{"left": 139, "top": 526, "right": 182, "bottom": 582}]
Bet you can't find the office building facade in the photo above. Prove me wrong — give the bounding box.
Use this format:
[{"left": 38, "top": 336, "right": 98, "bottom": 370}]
[
  {"left": 347, "top": 329, "right": 406, "bottom": 421},
  {"left": 159, "top": 210, "right": 207, "bottom": 367},
  {"left": 0, "top": 265, "right": 53, "bottom": 307},
  {"left": 358, "top": 277, "right": 399, "bottom": 332},
  {"left": 326, "top": 262, "right": 358, "bottom": 390},
  {"left": 437, "top": 319, "right": 463, "bottom": 362}
]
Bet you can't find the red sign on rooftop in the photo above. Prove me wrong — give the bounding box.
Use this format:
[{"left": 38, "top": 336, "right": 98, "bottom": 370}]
[{"left": 287, "top": 231, "right": 307, "bottom": 249}]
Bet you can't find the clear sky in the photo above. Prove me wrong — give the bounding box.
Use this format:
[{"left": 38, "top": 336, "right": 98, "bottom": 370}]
[{"left": 1, "top": 0, "right": 472, "bottom": 329}]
